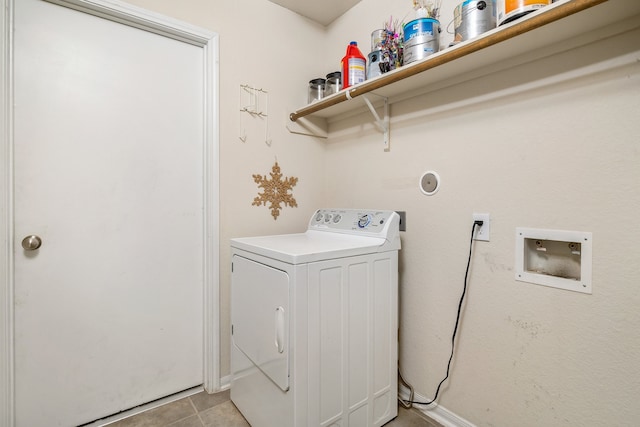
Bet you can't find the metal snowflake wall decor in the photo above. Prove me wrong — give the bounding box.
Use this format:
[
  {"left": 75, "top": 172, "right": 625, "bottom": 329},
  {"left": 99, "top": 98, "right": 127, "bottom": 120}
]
[{"left": 252, "top": 161, "right": 298, "bottom": 220}]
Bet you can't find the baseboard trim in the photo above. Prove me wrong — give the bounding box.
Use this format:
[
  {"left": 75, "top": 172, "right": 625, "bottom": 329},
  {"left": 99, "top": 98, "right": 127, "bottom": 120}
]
[
  {"left": 219, "top": 374, "right": 232, "bottom": 391},
  {"left": 398, "top": 385, "right": 476, "bottom": 427},
  {"left": 85, "top": 385, "right": 204, "bottom": 427},
  {"left": 89, "top": 375, "right": 232, "bottom": 426}
]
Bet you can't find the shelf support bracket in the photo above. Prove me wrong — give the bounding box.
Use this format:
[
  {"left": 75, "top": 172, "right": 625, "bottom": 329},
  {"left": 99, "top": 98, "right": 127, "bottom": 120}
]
[
  {"left": 285, "top": 114, "right": 328, "bottom": 138},
  {"left": 361, "top": 94, "right": 389, "bottom": 151}
]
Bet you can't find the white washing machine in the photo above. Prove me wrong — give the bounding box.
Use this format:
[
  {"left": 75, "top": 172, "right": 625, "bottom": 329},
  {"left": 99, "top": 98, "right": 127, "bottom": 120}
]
[{"left": 230, "top": 208, "right": 400, "bottom": 427}]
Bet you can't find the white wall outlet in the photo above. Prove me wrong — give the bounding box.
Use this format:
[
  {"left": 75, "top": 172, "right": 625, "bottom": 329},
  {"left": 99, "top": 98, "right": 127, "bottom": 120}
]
[{"left": 472, "top": 213, "right": 490, "bottom": 241}]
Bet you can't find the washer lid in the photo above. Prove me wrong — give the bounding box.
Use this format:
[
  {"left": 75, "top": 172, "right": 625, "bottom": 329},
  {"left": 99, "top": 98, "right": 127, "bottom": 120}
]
[
  {"left": 231, "top": 230, "right": 388, "bottom": 264},
  {"left": 231, "top": 209, "right": 401, "bottom": 264}
]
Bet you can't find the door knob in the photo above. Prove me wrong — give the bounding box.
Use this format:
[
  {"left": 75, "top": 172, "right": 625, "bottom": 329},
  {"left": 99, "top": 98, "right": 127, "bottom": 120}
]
[{"left": 22, "top": 235, "right": 42, "bottom": 251}]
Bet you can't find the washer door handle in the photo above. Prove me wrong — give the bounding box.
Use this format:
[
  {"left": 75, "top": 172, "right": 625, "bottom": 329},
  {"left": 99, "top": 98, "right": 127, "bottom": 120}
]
[{"left": 274, "top": 306, "right": 285, "bottom": 354}]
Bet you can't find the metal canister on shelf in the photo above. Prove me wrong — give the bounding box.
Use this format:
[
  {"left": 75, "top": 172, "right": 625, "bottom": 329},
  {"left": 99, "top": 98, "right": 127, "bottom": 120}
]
[
  {"left": 453, "top": 0, "right": 496, "bottom": 44},
  {"left": 371, "top": 29, "right": 386, "bottom": 52},
  {"left": 324, "top": 72, "right": 341, "bottom": 96},
  {"left": 403, "top": 17, "right": 440, "bottom": 64},
  {"left": 367, "top": 50, "right": 383, "bottom": 79},
  {"left": 308, "top": 78, "right": 325, "bottom": 103},
  {"left": 496, "top": 0, "right": 551, "bottom": 26}
]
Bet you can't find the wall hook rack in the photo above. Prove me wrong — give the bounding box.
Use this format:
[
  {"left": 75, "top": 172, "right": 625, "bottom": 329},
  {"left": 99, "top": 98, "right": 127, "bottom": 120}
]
[{"left": 239, "top": 84, "right": 271, "bottom": 145}]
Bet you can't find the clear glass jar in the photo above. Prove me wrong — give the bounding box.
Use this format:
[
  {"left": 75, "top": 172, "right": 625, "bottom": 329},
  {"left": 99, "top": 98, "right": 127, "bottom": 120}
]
[
  {"left": 308, "top": 78, "right": 325, "bottom": 103},
  {"left": 324, "top": 72, "right": 341, "bottom": 97}
]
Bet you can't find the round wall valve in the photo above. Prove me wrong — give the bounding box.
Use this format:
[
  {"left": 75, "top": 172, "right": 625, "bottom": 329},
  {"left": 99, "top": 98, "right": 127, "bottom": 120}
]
[{"left": 419, "top": 171, "right": 441, "bottom": 196}]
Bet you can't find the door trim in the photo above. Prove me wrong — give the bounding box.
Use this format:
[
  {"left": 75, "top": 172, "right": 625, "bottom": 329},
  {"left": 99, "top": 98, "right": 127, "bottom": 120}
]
[{"left": 0, "top": 1, "right": 220, "bottom": 425}]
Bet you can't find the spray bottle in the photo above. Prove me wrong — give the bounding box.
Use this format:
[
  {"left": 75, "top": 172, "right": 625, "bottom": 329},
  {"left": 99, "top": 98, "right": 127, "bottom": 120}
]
[{"left": 341, "top": 41, "right": 366, "bottom": 89}]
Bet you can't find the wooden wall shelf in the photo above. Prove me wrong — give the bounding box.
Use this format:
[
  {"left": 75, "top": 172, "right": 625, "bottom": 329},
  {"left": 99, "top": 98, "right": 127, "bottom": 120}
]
[{"left": 288, "top": 0, "right": 638, "bottom": 125}]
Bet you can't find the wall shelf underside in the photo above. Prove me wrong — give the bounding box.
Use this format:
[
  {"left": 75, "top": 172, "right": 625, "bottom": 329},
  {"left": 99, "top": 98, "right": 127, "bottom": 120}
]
[{"left": 289, "top": 0, "right": 639, "bottom": 124}]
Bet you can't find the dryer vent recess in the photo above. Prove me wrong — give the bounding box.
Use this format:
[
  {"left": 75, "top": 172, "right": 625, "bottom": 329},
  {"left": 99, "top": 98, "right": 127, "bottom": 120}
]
[
  {"left": 419, "top": 171, "right": 440, "bottom": 196},
  {"left": 395, "top": 211, "right": 406, "bottom": 231}
]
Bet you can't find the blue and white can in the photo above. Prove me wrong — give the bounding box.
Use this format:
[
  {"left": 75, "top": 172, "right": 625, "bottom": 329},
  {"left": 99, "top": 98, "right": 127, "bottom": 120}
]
[{"left": 403, "top": 18, "right": 441, "bottom": 64}]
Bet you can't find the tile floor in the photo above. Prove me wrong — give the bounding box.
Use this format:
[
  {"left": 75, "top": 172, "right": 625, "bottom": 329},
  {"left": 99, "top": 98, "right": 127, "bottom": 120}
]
[{"left": 105, "top": 389, "right": 443, "bottom": 427}]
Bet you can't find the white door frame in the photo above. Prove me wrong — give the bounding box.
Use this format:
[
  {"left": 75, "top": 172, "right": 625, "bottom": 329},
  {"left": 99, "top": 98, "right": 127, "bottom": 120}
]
[{"left": 0, "top": 1, "right": 220, "bottom": 425}]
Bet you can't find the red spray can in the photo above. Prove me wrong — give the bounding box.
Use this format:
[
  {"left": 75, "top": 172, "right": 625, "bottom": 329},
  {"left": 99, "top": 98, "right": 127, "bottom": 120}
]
[{"left": 341, "top": 41, "right": 366, "bottom": 89}]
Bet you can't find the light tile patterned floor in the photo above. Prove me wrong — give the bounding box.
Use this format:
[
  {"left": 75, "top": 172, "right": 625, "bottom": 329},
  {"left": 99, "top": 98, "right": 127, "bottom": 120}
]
[{"left": 105, "top": 389, "right": 443, "bottom": 427}]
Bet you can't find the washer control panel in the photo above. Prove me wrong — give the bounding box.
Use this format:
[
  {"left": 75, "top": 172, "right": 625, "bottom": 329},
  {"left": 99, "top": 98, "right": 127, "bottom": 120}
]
[{"left": 309, "top": 209, "right": 399, "bottom": 236}]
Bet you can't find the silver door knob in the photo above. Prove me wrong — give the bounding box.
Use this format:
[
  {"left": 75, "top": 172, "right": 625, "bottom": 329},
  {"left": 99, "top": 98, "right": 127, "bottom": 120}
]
[{"left": 22, "top": 235, "right": 42, "bottom": 251}]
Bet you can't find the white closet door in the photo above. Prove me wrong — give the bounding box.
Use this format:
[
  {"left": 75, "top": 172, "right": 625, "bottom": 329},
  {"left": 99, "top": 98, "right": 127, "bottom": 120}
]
[{"left": 13, "top": 1, "right": 205, "bottom": 425}]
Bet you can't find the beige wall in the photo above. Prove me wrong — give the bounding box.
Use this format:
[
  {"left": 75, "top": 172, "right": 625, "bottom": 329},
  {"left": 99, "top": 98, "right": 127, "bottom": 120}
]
[
  {"left": 124, "top": 0, "right": 329, "bottom": 380},
  {"left": 124, "top": 1, "right": 640, "bottom": 426},
  {"left": 324, "top": 1, "right": 640, "bottom": 427}
]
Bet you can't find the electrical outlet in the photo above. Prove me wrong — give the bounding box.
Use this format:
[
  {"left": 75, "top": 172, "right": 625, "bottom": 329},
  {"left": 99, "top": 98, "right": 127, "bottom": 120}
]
[
  {"left": 472, "top": 213, "right": 490, "bottom": 241},
  {"left": 396, "top": 211, "right": 406, "bottom": 231}
]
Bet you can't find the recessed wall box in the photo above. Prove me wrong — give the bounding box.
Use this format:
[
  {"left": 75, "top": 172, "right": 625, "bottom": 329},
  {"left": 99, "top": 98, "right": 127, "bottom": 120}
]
[{"left": 515, "top": 228, "right": 592, "bottom": 294}]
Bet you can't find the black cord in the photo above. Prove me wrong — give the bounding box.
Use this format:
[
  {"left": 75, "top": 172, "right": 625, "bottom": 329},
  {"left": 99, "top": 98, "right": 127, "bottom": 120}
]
[{"left": 407, "top": 221, "right": 481, "bottom": 406}]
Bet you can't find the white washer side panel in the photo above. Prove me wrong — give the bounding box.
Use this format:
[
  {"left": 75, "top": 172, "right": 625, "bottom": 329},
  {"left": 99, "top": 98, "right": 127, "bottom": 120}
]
[
  {"left": 372, "top": 255, "right": 398, "bottom": 425},
  {"left": 308, "top": 252, "right": 398, "bottom": 427}
]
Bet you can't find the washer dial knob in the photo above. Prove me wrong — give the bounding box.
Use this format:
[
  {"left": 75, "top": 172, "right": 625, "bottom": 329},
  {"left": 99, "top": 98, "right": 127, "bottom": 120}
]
[{"left": 357, "top": 214, "right": 371, "bottom": 228}]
